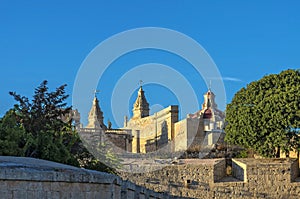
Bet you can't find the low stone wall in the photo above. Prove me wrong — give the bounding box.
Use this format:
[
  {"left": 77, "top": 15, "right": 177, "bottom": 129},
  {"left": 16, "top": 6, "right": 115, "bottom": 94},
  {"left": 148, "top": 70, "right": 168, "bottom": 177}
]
[
  {"left": 232, "top": 158, "right": 247, "bottom": 182},
  {"left": 2, "top": 156, "right": 300, "bottom": 199},
  {"left": 120, "top": 159, "right": 225, "bottom": 198},
  {"left": 0, "top": 156, "right": 178, "bottom": 199},
  {"left": 119, "top": 158, "right": 300, "bottom": 199},
  {"left": 232, "top": 158, "right": 299, "bottom": 183}
]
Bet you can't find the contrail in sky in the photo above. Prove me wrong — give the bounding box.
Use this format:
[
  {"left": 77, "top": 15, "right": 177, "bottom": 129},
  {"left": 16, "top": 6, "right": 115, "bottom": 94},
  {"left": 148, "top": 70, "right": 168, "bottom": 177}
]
[{"left": 209, "top": 77, "right": 243, "bottom": 82}]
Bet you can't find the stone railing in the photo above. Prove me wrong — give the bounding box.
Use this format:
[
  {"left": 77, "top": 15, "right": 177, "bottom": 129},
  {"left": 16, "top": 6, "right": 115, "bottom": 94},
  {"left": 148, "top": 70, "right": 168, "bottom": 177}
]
[
  {"left": 78, "top": 127, "right": 103, "bottom": 133},
  {"left": 106, "top": 129, "right": 132, "bottom": 135}
]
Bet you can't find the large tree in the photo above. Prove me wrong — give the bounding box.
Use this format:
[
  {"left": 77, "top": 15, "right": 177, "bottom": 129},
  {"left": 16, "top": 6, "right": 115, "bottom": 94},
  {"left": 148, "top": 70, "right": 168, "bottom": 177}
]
[
  {"left": 9, "top": 80, "right": 79, "bottom": 165},
  {"left": 0, "top": 109, "right": 26, "bottom": 156},
  {"left": 225, "top": 69, "right": 300, "bottom": 158},
  {"left": 5, "top": 80, "right": 118, "bottom": 173}
]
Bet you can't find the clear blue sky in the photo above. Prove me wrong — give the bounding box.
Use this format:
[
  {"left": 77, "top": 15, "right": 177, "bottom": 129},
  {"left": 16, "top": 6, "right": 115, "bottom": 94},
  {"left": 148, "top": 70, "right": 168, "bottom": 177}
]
[{"left": 0, "top": 1, "right": 299, "bottom": 127}]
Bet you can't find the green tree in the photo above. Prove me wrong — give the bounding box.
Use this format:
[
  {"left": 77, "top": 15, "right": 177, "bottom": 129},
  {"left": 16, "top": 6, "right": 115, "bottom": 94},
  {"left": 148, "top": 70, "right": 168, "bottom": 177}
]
[
  {"left": 74, "top": 142, "right": 119, "bottom": 174},
  {"left": 9, "top": 80, "right": 78, "bottom": 165},
  {"left": 7, "top": 80, "right": 118, "bottom": 173},
  {"left": 225, "top": 69, "right": 300, "bottom": 158},
  {"left": 0, "top": 109, "right": 26, "bottom": 156}
]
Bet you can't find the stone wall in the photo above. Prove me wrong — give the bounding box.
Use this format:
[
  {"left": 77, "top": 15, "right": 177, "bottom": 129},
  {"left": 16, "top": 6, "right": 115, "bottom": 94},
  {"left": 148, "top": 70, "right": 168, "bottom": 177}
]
[
  {"left": 105, "top": 129, "right": 133, "bottom": 152},
  {"left": 127, "top": 106, "right": 179, "bottom": 153},
  {"left": 174, "top": 119, "right": 188, "bottom": 151},
  {"left": 174, "top": 117, "right": 207, "bottom": 152},
  {"left": 120, "top": 158, "right": 300, "bottom": 199},
  {"left": 79, "top": 128, "right": 133, "bottom": 153},
  {"left": 186, "top": 118, "right": 204, "bottom": 150},
  {"left": 3, "top": 156, "right": 300, "bottom": 199},
  {"left": 120, "top": 159, "right": 226, "bottom": 198},
  {"left": 232, "top": 158, "right": 300, "bottom": 183},
  {"left": 0, "top": 156, "right": 180, "bottom": 199}
]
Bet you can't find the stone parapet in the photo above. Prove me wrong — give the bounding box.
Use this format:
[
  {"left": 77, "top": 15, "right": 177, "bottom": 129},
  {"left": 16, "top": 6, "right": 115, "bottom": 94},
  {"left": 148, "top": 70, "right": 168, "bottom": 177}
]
[
  {"left": 119, "top": 158, "right": 300, "bottom": 199},
  {"left": 0, "top": 156, "right": 178, "bottom": 199},
  {"left": 2, "top": 156, "right": 300, "bottom": 198}
]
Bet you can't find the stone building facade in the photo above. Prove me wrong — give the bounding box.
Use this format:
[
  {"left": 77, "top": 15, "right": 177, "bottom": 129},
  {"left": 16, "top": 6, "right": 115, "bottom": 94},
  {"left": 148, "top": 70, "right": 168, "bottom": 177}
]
[
  {"left": 74, "top": 95, "right": 133, "bottom": 154},
  {"left": 75, "top": 86, "right": 225, "bottom": 154}
]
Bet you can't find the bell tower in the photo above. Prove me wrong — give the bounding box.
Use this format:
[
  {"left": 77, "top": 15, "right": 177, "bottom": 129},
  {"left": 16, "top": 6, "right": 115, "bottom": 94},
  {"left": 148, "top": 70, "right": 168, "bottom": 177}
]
[
  {"left": 202, "top": 89, "right": 217, "bottom": 110},
  {"left": 132, "top": 86, "right": 150, "bottom": 119},
  {"left": 86, "top": 93, "right": 107, "bottom": 129}
]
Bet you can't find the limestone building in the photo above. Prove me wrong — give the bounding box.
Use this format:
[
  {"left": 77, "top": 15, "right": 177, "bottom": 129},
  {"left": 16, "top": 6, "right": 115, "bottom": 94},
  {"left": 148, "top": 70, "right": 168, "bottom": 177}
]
[
  {"left": 76, "top": 95, "right": 133, "bottom": 153},
  {"left": 76, "top": 86, "right": 225, "bottom": 154}
]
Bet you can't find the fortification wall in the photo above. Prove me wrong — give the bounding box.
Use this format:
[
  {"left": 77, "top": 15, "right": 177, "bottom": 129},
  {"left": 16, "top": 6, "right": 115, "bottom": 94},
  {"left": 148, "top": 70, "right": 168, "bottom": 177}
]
[
  {"left": 0, "top": 156, "right": 180, "bottom": 199},
  {"left": 120, "top": 159, "right": 227, "bottom": 198},
  {"left": 186, "top": 118, "right": 205, "bottom": 149},
  {"left": 3, "top": 156, "right": 300, "bottom": 199},
  {"left": 174, "top": 119, "right": 188, "bottom": 151},
  {"left": 120, "top": 158, "right": 300, "bottom": 199}
]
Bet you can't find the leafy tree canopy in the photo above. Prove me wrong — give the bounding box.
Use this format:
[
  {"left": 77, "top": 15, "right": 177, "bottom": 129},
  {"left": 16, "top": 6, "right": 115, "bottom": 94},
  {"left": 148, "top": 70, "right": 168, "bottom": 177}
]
[
  {"left": 225, "top": 69, "right": 300, "bottom": 157},
  {"left": 0, "top": 80, "right": 118, "bottom": 173},
  {"left": 9, "top": 80, "right": 78, "bottom": 165},
  {"left": 0, "top": 109, "right": 26, "bottom": 156}
]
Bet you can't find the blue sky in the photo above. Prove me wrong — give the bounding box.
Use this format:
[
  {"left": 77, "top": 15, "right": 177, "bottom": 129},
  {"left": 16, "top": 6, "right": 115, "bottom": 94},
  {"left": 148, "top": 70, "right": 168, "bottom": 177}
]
[{"left": 0, "top": 1, "right": 299, "bottom": 127}]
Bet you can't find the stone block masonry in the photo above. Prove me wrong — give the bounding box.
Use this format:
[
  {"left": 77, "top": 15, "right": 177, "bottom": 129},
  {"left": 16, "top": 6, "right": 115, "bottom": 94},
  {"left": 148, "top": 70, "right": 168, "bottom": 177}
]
[
  {"left": 2, "top": 156, "right": 300, "bottom": 198},
  {"left": 0, "top": 156, "right": 182, "bottom": 199},
  {"left": 119, "top": 158, "right": 300, "bottom": 199}
]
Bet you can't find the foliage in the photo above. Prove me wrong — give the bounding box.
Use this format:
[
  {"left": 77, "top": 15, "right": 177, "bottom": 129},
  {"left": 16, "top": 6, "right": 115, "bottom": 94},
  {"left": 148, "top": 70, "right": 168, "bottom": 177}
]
[
  {"left": 75, "top": 141, "right": 119, "bottom": 174},
  {"left": 225, "top": 69, "right": 300, "bottom": 157},
  {"left": 0, "top": 110, "right": 26, "bottom": 156},
  {"left": 9, "top": 80, "right": 78, "bottom": 165},
  {"left": 0, "top": 80, "right": 119, "bottom": 173},
  {"left": 235, "top": 149, "right": 250, "bottom": 158}
]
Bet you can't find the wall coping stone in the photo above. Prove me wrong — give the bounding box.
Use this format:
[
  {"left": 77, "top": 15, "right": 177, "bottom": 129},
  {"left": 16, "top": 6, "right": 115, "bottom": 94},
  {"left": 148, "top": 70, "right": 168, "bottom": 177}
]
[
  {"left": 0, "top": 156, "right": 121, "bottom": 184},
  {"left": 233, "top": 158, "right": 298, "bottom": 166}
]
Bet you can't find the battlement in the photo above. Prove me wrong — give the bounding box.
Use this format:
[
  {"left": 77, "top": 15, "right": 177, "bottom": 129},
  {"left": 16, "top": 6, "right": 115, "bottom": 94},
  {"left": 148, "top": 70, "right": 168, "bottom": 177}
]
[
  {"left": 231, "top": 158, "right": 299, "bottom": 183},
  {"left": 120, "top": 158, "right": 300, "bottom": 198}
]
